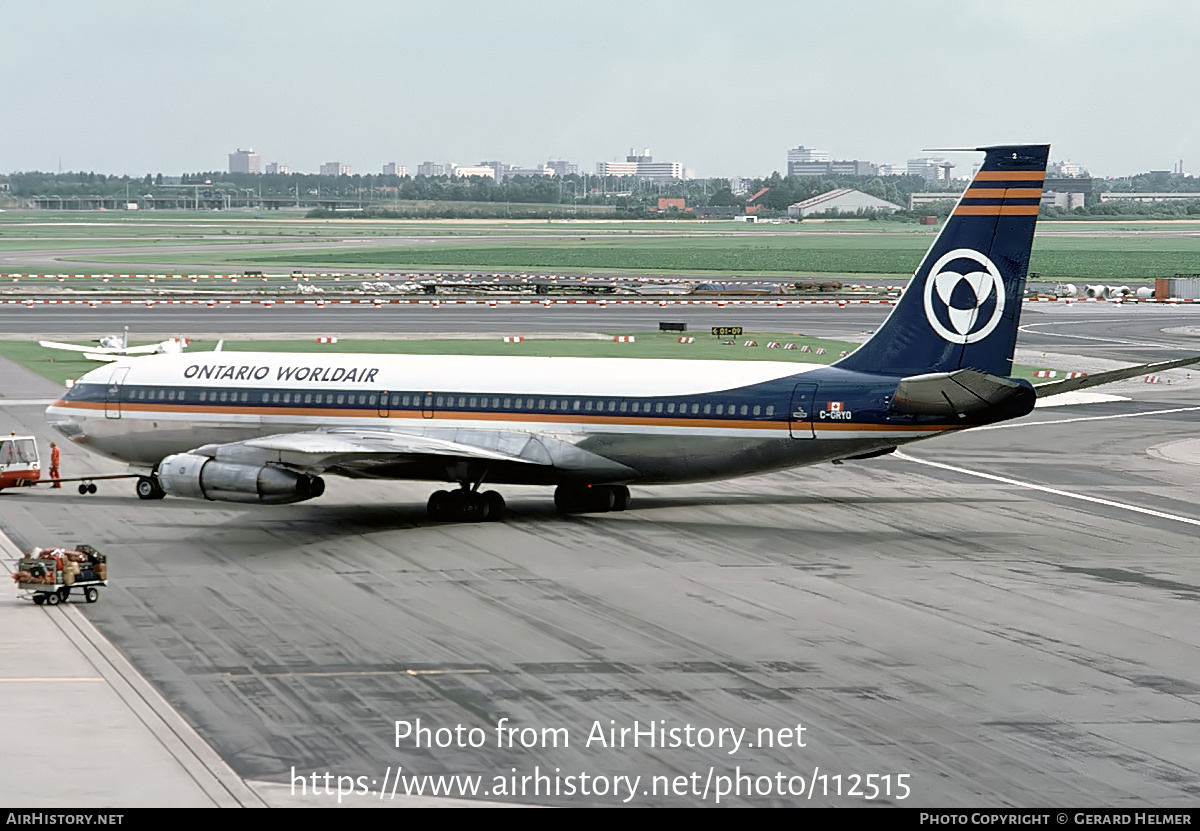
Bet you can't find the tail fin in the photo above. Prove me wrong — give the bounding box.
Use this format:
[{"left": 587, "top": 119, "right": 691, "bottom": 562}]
[{"left": 835, "top": 144, "right": 1049, "bottom": 377}]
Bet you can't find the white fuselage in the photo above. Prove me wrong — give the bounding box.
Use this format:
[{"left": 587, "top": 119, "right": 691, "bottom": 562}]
[{"left": 45, "top": 352, "right": 951, "bottom": 486}]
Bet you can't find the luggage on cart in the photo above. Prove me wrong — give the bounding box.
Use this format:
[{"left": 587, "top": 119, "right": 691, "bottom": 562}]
[{"left": 12, "top": 546, "right": 108, "bottom": 605}]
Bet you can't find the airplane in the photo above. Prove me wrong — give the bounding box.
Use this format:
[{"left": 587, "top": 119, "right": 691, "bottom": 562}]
[
  {"left": 43, "top": 144, "right": 1200, "bottom": 521},
  {"left": 39, "top": 327, "right": 190, "bottom": 362}
]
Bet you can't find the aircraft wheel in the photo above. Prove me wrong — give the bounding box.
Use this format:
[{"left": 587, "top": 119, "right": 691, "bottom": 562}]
[
  {"left": 554, "top": 485, "right": 582, "bottom": 513},
  {"left": 84, "top": 587, "right": 99, "bottom": 603},
  {"left": 611, "top": 486, "right": 630, "bottom": 512},
  {"left": 456, "top": 491, "right": 487, "bottom": 522},
  {"left": 45, "top": 592, "right": 60, "bottom": 606},
  {"left": 136, "top": 477, "right": 165, "bottom": 500},
  {"left": 87, "top": 483, "right": 97, "bottom": 495},
  {"left": 592, "top": 486, "right": 616, "bottom": 513},
  {"left": 482, "top": 491, "right": 505, "bottom": 521},
  {"left": 427, "top": 490, "right": 451, "bottom": 520},
  {"left": 555, "top": 485, "right": 615, "bottom": 513},
  {"left": 78, "top": 484, "right": 89, "bottom": 495}
]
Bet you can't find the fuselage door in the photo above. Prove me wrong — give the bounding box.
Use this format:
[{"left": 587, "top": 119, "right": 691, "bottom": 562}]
[
  {"left": 789, "top": 383, "right": 817, "bottom": 439},
  {"left": 105, "top": 366, "right": 130, "bottom": 419},
  {"left": 421, "top": 392, "right": 434, "bottom": 419},
  {"left": 378, "top": 390, "right": 391, "bottom": 418}
]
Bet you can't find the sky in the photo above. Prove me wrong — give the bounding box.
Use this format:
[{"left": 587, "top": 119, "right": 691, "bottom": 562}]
[{"left": 3, "top": 0, "right": 1197, "bottom": 179}]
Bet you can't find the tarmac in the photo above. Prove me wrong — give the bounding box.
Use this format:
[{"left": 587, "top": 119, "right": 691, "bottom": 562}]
[{"left": 1, "top": 306, "right": 1199, "bottom": 807}]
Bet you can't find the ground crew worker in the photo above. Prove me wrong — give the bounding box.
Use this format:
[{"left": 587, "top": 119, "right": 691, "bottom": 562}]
[{"left": 49, "top": 441, "right": 61, "bottom": 488}]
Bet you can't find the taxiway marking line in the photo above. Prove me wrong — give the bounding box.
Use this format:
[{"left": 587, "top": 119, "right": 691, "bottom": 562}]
[
  {"left": 0, "top": 677, "right": 105, "bottom": 682},
  {"left": 980, "top": 405, "right": 1200, "bottom": 431},
  {"left": 894, "top": 451, "right": 1200, "bottom": 528}
]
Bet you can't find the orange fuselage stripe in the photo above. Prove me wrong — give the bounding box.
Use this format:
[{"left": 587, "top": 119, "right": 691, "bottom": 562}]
[
  {"left": 50, "top": 400, "right": 957, "bottom": 433},
  {"left": 963, "top": 188, "right": 1043, "bottom": 199},
  {"left": 953, "top": 205, "right": 1041, "bottom": 216},
  {"left": 973, "top": 171, "right": 1046, "bottom": 181}
]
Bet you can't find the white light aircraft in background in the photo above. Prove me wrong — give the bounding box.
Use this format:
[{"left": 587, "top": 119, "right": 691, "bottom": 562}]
[{"left": 39, "top": 327, "right": 190, "bottom": 361}]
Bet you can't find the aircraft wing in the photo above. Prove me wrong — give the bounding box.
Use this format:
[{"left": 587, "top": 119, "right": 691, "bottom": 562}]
[
  {"left": 186, "top": 427, "right": 636, "bottom": 479},
  {"left": 1034, "top": 354, "right": 1200, "bottom": 397},
  {"left": 39, "top": 340, "right": 113, "bottom": 354},
  {"left": 82, "top": 352, "right": 123, "bottom": 362}
]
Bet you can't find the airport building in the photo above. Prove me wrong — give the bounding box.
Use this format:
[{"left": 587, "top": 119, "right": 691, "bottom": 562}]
[
  {"left": 319, "top": 162, "right": 351, "bottom": 176},
  {"left": 417, "top": 162, "right": 447, "bottom": 177},
  {"left": 382, "top": 162, "right": 408, "bottom": 177},
  {"left": 264, "top": 162, "right": 289, "bottom": 175},
  {"left": 788, "top": 189, "right": 900, "bottom": 217},
  {"left": 228, "top": 148, "right": 261, "bottom": 175}
]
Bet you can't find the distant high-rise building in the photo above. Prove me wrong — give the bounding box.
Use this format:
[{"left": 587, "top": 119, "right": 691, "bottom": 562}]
[
  {"left": 596, "top": 148, "right": 683, "bottom": 181},
  {"left": 789, "top": 159, "right": 877, "bottom": 177},
  {"left": 320, "top": 162, "right": 351, "bottom": 176},
  {"left": 546, "top": 159, "right": 577, "bottom": 177},
  {"left": 265, "top": 162, "right": 290, "bottom": 175},
  {"left": 786, "top": 146, "right": 830, "bottom": 166},
  {"left": 382, "top": 162, "right": 408, "bottom": 176},
  {"left": 450, "top": 164, "right": 496, "bottom": 179},
  {"left": 229, "top": 148, "right": 261, "bottom": 174},
  {"left": 417, "top": 162, "right": 447, "bottom": 177},
  {"left": 479, "top": 160, "right": 507, "bottom": 180},
  {"left": 505, "top": 164, "right": 554, "bottom": 179},
  {"left": 729, "top": 177, "right": 752, "bottom": 196},
  {"left": 908, "top": 157, "right": 949, "bottom": 182},
  {"left": 786, "top": 146, "right": 875, "bottom": 177},
  {"left": 1049, "top": 160, "right": 1087, "bottom": 177}
]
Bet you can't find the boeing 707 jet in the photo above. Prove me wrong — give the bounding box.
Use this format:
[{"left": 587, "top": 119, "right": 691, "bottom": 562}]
[{"left": 44, "top": 145, "right": 1199, "bottom": 520}]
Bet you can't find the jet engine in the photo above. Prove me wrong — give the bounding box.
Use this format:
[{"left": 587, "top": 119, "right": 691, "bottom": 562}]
[
  {"left": 156, "top": 453, "right": 325, "bottom": 504},
  {"left": 1085, "top": 284, "right": 1108, "bottom": 299}
]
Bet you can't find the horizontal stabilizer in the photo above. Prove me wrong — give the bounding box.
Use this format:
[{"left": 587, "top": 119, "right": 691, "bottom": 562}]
[
  {"left": 1035, "top": 355, "right": 1200, "bottom": 397},
  {"left": 892, "top": 369, "right": 1031, "bottom": 417}
]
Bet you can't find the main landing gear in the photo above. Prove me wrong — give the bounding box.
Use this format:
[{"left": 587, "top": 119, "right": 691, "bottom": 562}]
[
  {"left": 427, "top": 486, "right": 505, "bottom": 522},
  {"left": 554, "top": 484, "right": 630, "bottom": 514},
  {"left": 136, "top": 476, "right": 166, "bottom": 500}
]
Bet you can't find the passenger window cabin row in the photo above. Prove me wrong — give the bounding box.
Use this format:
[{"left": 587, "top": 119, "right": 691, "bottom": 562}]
[{"left": 115, "top": 387, "right": 777, "bottom": 418}]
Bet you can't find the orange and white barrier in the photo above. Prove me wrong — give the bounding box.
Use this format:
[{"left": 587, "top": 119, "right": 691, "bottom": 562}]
[
  {"left": 503, "top": 336, "right": 524, "bottom": 343},
  {"left": 316, "top": 337, "right": 338, "bottom": 343}
]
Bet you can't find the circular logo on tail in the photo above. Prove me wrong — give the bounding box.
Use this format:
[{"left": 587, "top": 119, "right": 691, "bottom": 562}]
[{"left": 922, "top": 248, "right": 1006, "bottom": 344}]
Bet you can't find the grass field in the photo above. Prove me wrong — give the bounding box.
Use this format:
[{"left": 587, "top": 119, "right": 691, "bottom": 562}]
[
  {"left": 3, "top": 212, "right": 1199, "bottom": 280},
  {"left": 100, "top": 233, "right": 1200, "bottom": 280},
  {"left": 0, "top": 333, "right": 1051, "bottom": 388}
]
